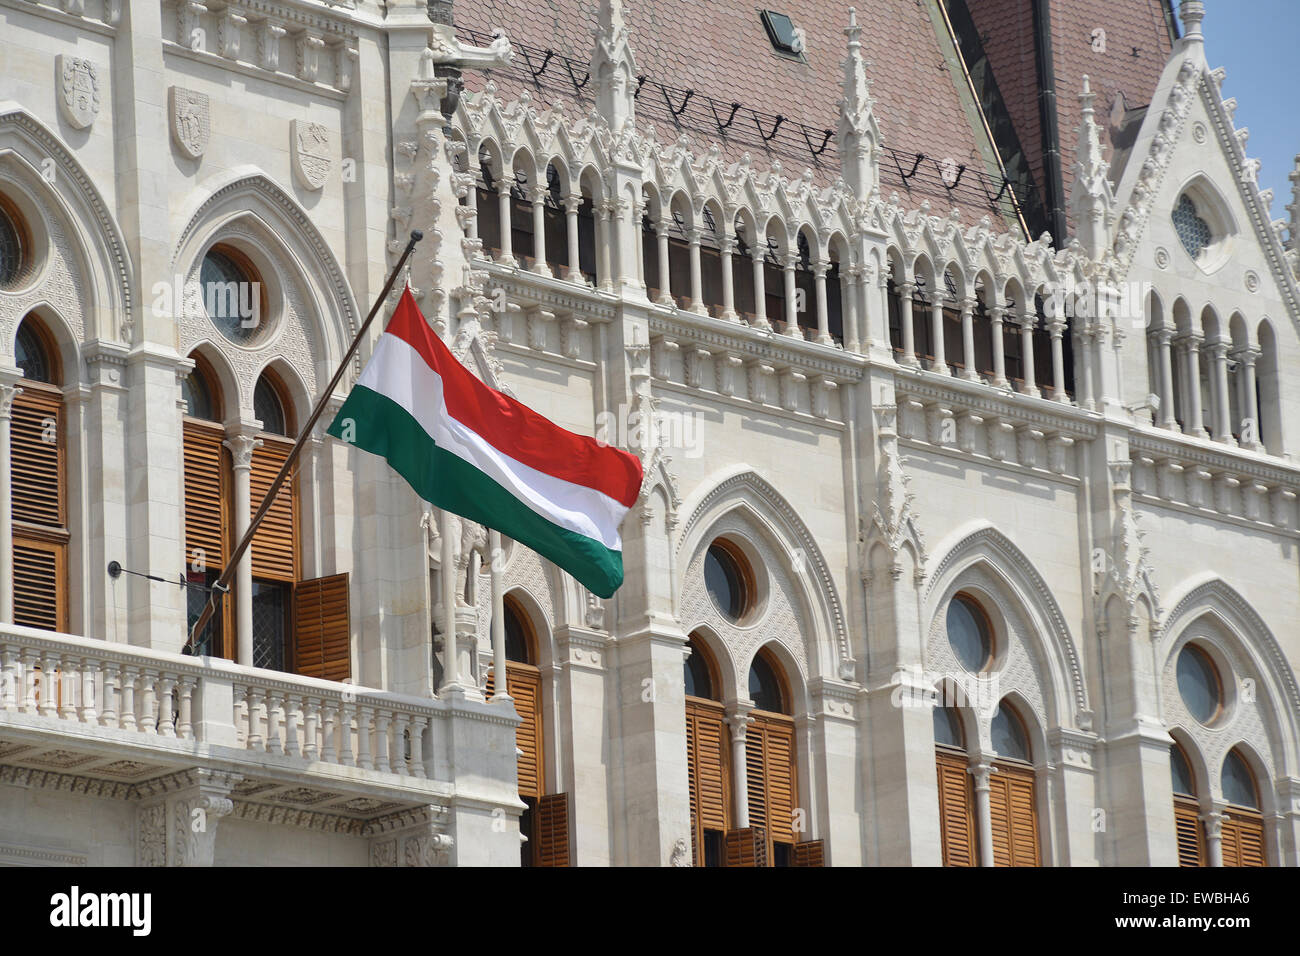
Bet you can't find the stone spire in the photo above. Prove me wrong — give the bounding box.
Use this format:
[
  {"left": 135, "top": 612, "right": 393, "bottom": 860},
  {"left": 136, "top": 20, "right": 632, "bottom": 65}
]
[
  {"left": 1179, "top": 0, "right": 1205, "bottom": 43},
  {"left": 1068, "top": 75, "right": 1115, "bottom": 260},
  {"left": 837, "top": 7, "right": 880, "bottom": 200},
  {"left": 1287, "top": 154, "right": 1300, "bottom": 254},
  {"left": 591, "top": 0, "right": 637, "bottom": 133}
]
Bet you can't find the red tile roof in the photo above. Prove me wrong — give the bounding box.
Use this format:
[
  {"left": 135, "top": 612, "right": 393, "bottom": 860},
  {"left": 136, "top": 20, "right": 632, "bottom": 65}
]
[{"left": 455, "top": 0, "right": 1030, "bottom": 231}]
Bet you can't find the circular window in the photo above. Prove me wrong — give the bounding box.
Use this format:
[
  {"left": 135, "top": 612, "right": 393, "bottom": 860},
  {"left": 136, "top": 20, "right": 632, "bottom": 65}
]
[
  {"left": 946, "top": 594, "right": 992, "bottom": 672},
  {"left": 704, "top": 540, "right": 752, "bottom": 623},
  {"left": 1221, "top": 750, "right": 1258, "bottom": 810},
  {"left": 1176, "top": 643, "right": 1222, "bottom": 725},
  {"left": 0, "top": 196, "right": 27, "bottom": 288},
  {"left": 201, "top": 244, "right": 269, "bottom": 345}
]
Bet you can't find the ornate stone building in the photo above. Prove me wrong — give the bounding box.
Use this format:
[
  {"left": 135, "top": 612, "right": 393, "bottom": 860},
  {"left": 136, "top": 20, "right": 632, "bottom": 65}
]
[{"left": 0, "top": 0, "right": 1296, "bottom": 866}]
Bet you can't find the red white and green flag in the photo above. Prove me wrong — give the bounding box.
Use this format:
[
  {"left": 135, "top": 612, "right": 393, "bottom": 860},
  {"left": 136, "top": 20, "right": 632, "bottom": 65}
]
[{"left": 327, "top": 288, "right": 642, "bottom": 598}]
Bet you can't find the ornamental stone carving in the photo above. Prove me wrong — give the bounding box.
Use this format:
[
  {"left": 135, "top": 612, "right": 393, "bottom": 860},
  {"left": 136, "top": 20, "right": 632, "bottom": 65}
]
[
  {"left": 56, "top": 55, "right": 100, "bottom": 129},
  {"left": 169, "top": 87, "right": 209, "bottom": 159},
  {"left": 291, "top": 119, "right": 331, "bottom": 190}
]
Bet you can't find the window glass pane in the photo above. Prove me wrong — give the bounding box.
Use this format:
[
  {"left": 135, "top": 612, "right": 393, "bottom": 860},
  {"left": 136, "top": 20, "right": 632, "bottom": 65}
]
[
  {"left": 1221, "top": 751, "right": 1257, "bottom": 809},
  {"left": 186, "top": 570, "right": 221, "bottom": 657},
  {"left": 991, "top": 703, "right": 1029, "bottom": 761},
  {"left": 251, "top": 580, "right": 288, "bottom": 672},
  {"left": 0, "top": 200, "right": 23, "bottom": 287},
  {"left": 1176, "top": 645, "right": 1220, "bottom": 724},
  {"left": 946, "top": 595, "right": 991, "bottom": 672},
  {"left": 182, "top": 369, "right": 215, "bottom": 420},
  {"left": 748, "top": 652, "right": 785, "bottom": 713},
  {"left": 933, "top": 706, "right": 964, "bottom": 748},
  {"left": 685, "top": 639, "right": 714, "bottom": 699},
  {"left": 1170, "top": 745, "right": 1195, "bottom": 797},
  {"left": 254, "top": 376, "right": 287, "bottom": 435},
  {"left": 202, "top": 247, "right": 262, "bottom": 344},
  {"left": 14, "top": 321, "right": 51, "bottom": 384},
  {"left": 1173, "top": 194, "right": 1212, "bottom": 260},
  {"left": 704, "top": 542, "right": 747, "bottom": 622},
  {"left": 503, "top": 602, "right": 531, "bottom": 664}
]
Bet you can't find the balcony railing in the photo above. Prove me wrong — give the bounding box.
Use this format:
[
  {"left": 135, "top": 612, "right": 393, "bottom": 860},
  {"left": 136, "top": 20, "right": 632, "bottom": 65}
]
[{"left": 0, "top": 624, "right": 444, "bottom": 780}]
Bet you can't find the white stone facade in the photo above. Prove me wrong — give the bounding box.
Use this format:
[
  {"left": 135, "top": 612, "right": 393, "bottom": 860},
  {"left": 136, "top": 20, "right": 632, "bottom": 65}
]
[{"left": 0, "top": 0, "right": 1296, "bottom": 866}]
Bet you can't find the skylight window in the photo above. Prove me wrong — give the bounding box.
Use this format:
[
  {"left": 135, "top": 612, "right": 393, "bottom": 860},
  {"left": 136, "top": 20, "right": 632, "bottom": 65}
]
[{"left": 760, "top": 10, "right": 804, "bottom": 57}]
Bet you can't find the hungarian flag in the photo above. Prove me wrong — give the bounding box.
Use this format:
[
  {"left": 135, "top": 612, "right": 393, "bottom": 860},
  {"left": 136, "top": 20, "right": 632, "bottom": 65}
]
[{"left": 327, "top": 288, "right": 642, "bottom": 598}]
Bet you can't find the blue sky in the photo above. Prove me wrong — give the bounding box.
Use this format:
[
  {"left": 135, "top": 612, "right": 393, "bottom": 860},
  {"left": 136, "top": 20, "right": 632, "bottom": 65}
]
[{"left": 1193, "top": 0, "right": 1298, "bottom": 220}]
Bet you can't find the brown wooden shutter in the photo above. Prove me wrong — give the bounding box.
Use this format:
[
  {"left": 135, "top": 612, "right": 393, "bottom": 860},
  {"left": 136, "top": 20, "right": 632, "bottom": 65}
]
[
  {"left": 989, "top": 763, "right": 1040, "bottom": 867},
  {"left": 686, "top": 699, "right": 730, "bottom": 864},
  {"left": 1173, "top": 797, "right": 1206, "bottom": 867},
  {"left": 12, "top": 390, "right": 63, "bottom": 527},
  {"left": 936, "top": 749, "right": 977, "bottom": 867},
  {"left": 250, "top": 437, "right": 297, "bottom": 581},
  {"left": 745, "top": 714, "right": 798, "bottom": 861},
  {"left": 724, "top": 827, "right": 768, "bottom": 867},
  {"left": 793, "top": 840, "right": 825, "bottom": 866},
  {"left": 1222, "top": 810, "right": 1266, "bottom": 867},
  {"left": 535, "top": 792, "right": 570, "bottom": 867},
  {"left": 490, "top": 662, "right": 543, "bottom": 799},
  {"left": 745, "top": 727, "right": 767, "bottom": 836},
  {"left": 292, "top": 573, "right": 350, "bottom": 680},
  {"left": 13, "top": 538, "right": 66, "bottom": 632},
  {"left": 182, "top": 421, "right": 227, "bottom": 568}
]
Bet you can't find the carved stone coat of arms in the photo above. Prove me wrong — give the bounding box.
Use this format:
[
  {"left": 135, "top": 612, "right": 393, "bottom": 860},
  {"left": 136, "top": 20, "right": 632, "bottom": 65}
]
[
  {"left": 291, "top": 119, "right": 331, "bottom": 190},
  {"left": 169, "top": 87, "right": 210, "bottom": 159},
  {"left": 56, "top": 55, "right": 100, "bottom": 130}
]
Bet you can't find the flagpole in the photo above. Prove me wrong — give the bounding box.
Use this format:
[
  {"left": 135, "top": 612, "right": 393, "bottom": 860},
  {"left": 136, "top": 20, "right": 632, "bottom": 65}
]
[{"left": 185, "top": 230, "right": 424, "bottom": 655}]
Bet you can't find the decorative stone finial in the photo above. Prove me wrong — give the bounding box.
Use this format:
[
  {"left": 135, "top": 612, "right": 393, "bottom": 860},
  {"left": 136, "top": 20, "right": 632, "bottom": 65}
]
[{"left": 837, "top": 6, "right": 880, "bottom": 201}]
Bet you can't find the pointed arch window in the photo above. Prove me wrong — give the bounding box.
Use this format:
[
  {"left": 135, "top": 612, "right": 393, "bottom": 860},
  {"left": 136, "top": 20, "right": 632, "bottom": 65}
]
[
  {"left": 934, "top": 705, "right": 978, "bottom": 867},
  {"left": 11, "top": 314, "right": 67, "bottom": 633},
  {"left": 249, "top": 370, "right": 298, "bottom": 672},
  {"left": 988, "top": 701, "right": 1040, "bottom": 866},
  {"left": 684, "top": 634, "right": 730, "bottom": 866},
  {"left": 1220, "top": 749, "right": 1265, "bottom": 867},
  {"left": 1171, "top": 742, "right": 1207, "bottom": 866},
  {"left": 742, "top": 647, "right": 800, "bottom": 866}
]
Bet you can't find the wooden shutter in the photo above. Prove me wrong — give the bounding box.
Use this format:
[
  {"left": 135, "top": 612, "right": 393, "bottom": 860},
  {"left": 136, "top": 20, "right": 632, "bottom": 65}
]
[
  {"left": 747, "top": 713, "right": 797, "bottom": 851},
  {"left": 12, "top": 389, "right": 63, "bottom": 527},
  {"left": 486, "top": 661, "right": 544, "bottom": 799},
  {"left": 793, "top": 840, "right": 825, "bottom": 867},
  {"left": 1222, "top": 810, "right": 1266, "bottom": 867},
  {"left": 989, "top": 763, "right": 1040, "bottom": 867},
  {"left": 13, "top": 538, "right": 66, "bottom": 632},
  {"left": 1173, "top": 797, "right": 1206, "bottom": 867},
  {"left": 292, "top": 573, "right": 350, "bottom": 680},
  {"left": 535, "top": 792, "right": 570, "bottom": 867},
  {"left": 250, "top": 437, "right": 297, "bottom": 581},
  {"left": 182, "top": 421, "right": 227, "bottom": 567},
  {"left": 686, "top": 699, "right": 730, "bottom": 864},
  {"left": 936, "top": 749, "right": 977, "bottom": 867},
  {"left": 724, "top": 827, "right": 767, "bottom": 867}
]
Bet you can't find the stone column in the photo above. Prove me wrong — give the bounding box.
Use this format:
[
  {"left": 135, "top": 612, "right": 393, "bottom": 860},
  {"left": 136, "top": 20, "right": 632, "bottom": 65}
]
[
  {"left": 654, "top": 217, "right": 673, "bottom": 305},
  {"left": 1078, "top": 325, "right": 1096, "bottom": 410},
  {"left": 929, "top": 294, "right": 948, "bottom": 373},
  {"left": 596, "top": 200, "right": 614, "bottom": 292},
  {"left": 495, "top": 181, "right": 513, "bottom": 265},
  {"left": 719, "top": 234, "right": 739, "bottom": 321},
  {"left": 959, "top": 297, "right": 978, "bottom": 380},
  {"left": 989, "top": 306, "right": 1009, "bottom": 387},
  {"left": 844, "top": 266, "right": 862, "bottom": 353},
  {"left": 814, "top": 261, "right": 831, "bottom": 344},
  {"left": 751, "top": 240, "right": 769, "bottom": 329},
  {"left": 1018, "top": 311, "right": 1039, "bottom": 397},
  {"left": 1209, "top": 338, "right": 1233, "bottom": 443},
  {"left": 899, "top": 280, "right": 917, "bottom": 366},
  {"left": 563, "top": 194, "right": 583, "bottom": 282},
  {"left": 1048, "top": 318, "right": 1068, "bottom": 401},
  {"left": 528, "top": 185, "right": 550, "bottom": 276},
  {"left": 726, "top": 704, "right": 754, "bottom": 827},
  {"left": 971, "top": 759, "right": 995, "bottom": 867},
  {"left": 0, "top": 377, "right": 21, "bottom": 624},
  {"left": 782, "top": 254, "right": 800, "bottom": 337},
  {"left": 1182, "top": 333, "right": 1207, "bottom": 437},
  {"left": 1237, "top": 347, "right": 1262, "bottom": 449},
  {"left": 223, "top": 428, "right": 261, "bottom": 667},
  {"left": 687, "top": 227, "right": 706, "bottom": 314},
  {"left": 1155, "top": 328, "right": 1178, "bottom": 428},
  {"left": 1202, "top": 803, "right": 1225, "bottom": 867}
]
